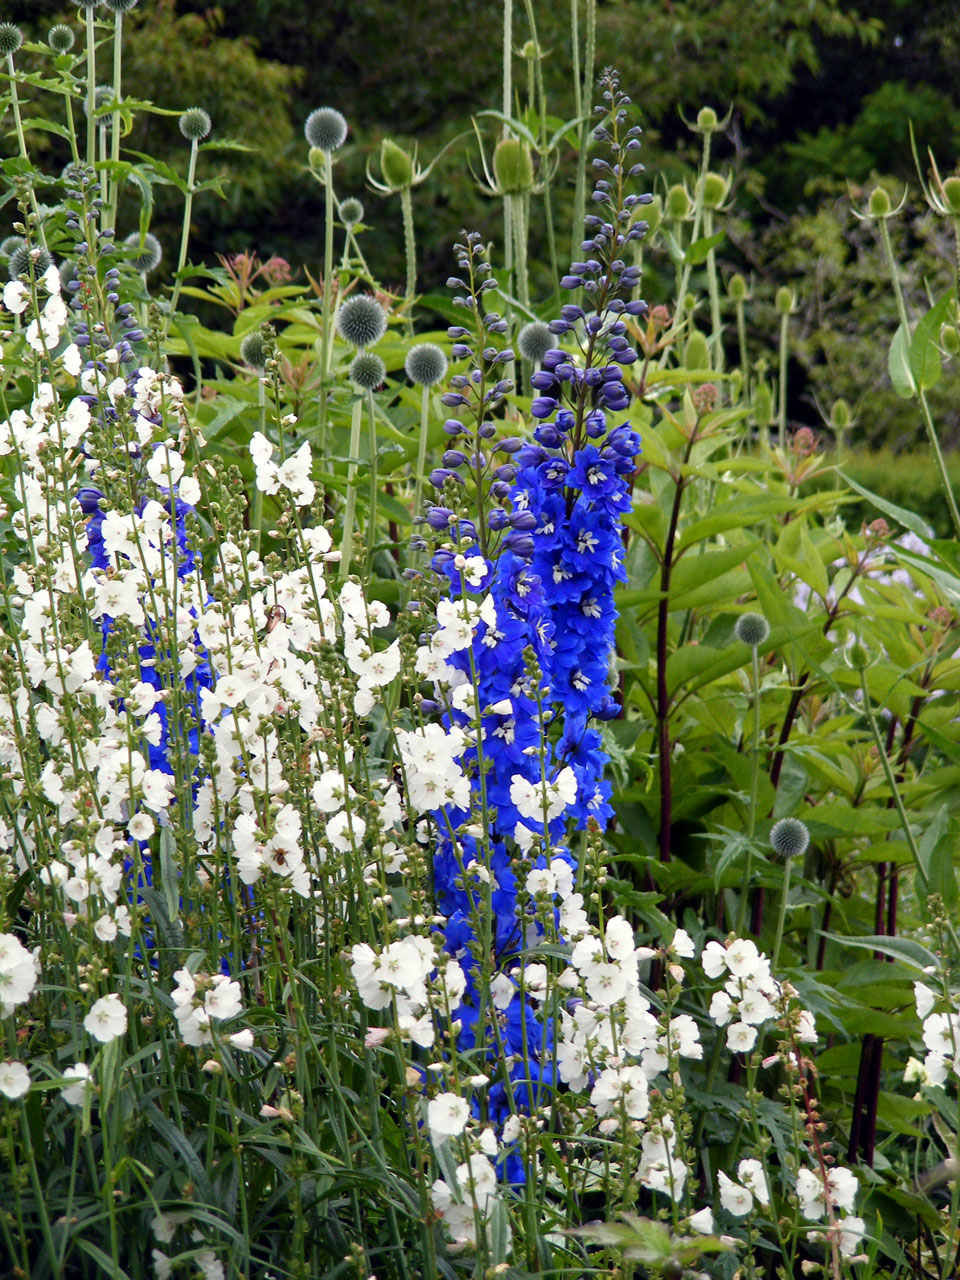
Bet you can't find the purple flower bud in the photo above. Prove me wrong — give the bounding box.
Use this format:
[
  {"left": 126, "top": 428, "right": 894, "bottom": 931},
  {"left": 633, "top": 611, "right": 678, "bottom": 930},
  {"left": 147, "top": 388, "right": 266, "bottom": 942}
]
[
  {"left": 560, "top": 275, "right": 582, "bottom": 289},
  {"left": 430, "top": 468, "right": 461, "bottom": 488},
  {"left": 493, "top": 464, "right": 516, "bottom": 482},
  {"left": 441, "top": 392, "right": 469, "bottom": 407},
  {"left": 443, "top": 419, "right": 464, "bottom": 435},
  {"left": 487, "top": 509, "right": 508, "bottom": 531},
  {"left": 531, "top": 397, "right": 557, "bottom": 419},
  {"left": 451, "top": 344, "right": 473, "bottom": 359},
  {"left": 534, "top": 424, "right": 562, "bottom": 448},
  {"left": 561, "top": 304, "right": 585, "bottom": 321},
  {"left": 478, "top": 421, "right": 497, "bottom": 438},
  {"left": 426, "top": 506, "right": 455, "bottom": 530},
  {"left": 497, "top": 437, "right": 523, "bottom": 453},
  {"left": 508, "top": 510, "right": 537, "bottom": 531},
  {"left": 442, "top": 450, "right": 468, "bottom": 467},
  {"left": 504, "top": 532, "right": 534, "bottom": 557}
]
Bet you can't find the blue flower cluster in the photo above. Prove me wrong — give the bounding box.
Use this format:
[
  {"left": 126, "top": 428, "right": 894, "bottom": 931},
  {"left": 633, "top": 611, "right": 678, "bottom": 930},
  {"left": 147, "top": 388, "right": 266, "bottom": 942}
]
[{"left": 420, "top": 69, "right": 648, "bottom": 1162}]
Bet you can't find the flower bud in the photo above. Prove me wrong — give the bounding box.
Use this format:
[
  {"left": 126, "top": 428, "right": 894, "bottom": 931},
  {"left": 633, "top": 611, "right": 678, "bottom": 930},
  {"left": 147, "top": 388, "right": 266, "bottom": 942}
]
[
  {"left": 770, "top": 817, "right": 810, "bottom": 859},
  {"left": 666, "top": 183, "right": 691, "bottom": 221},
  {"left": 340, "top": 197, "right": 364, "bottom": 228},
  {"left": 493, "top": 138, "right": 534, "bottom": 195},
  {"left": 831, "top": 397, "right": 851, "bottom": 430},
  {"left": 684, "top": 330, "right": 710, "bottom": 371},
  {"left": 48, "top": 23, "right": 75, "bottom": 52},
  {"left": 728, "top": 272, "right": 748, "bottom": 302},
  {"left": 179, "top": 107, "right": 211, "bottom": 141},
  {"left": 405, "top": 343, "right": 448, "bottom": 387},
  {"left": 701, "top": 170, "right": 727, "bottom": 209},
  {"left": 0, "top": 23, "right": 23, "bottom": 55},
  {"left": 868, "top": 186, "right": 891, "bottom": 218},
  {"left": 350, "top": 351, "right": 386, "bottom": 391},
  {"left": 380, "top": 138, "right": 413, "bottom": 191},
  {"left": 775, "top": 286, "right": 796, "bottom": 316},
  {"left": 942, "top": 176, "right": 960, "bottom": 215},
  {"left": 517, "top": 321, "right": 553, "bottom": 364},
  {"left": 941, "top": 324, "right": 960, "bottom": 356},
  {"left": 305, "top": 106, "right": 347, "bottom": 153},
  {"left": 734, "top": 611, "right": 770, "bottom": 647},
  {"left": 696, "top": 106, "right": 719, "bottom": 131},
  {"left": 336, "top": 295, "right": 387, "bottom": 348}
]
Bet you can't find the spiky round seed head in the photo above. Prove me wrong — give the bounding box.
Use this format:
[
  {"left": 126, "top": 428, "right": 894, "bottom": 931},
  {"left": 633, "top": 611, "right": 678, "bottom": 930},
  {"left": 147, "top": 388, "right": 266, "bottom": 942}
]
[
  {"left": 84, "top": 84, "right": 114, "bottom": 120},
  {"left": 379, "top": 138, "right": 413, "bottom": 191},
  {"left": 0, "top": 235, "right": 25, "bottom": 259},
  {"left": 340, "top": 197, "right": 364, "bottom": 228},
  {"left": 179, "top": 107, "right": 211, "bottom": 141},
  {"left": 350, "top": 351, "right": 386, "bottom": 391},
  {"left": 304, "top": 106, "right": 347, "bottom": 153},
  {"left": 8, "top": 245, "right": 52, "bottom": 280},
  {"left": 405, "top": 343, "right": 448, "bottom": 387},
  {"left": 72, "top": 0, "right": 102, "bottom": 9},
  {"left": 240, "top": 330, "right": 268, "bottom": 370},
  {"left": 517, "top": 321, "right": 553, "bottom": 364},
  {"left": 770, "top": 817, "right": 810, "bottom": 859},
  {"left": 666, "top": 183, "right": 691, "bottom": 220},
  {"left": 942, "top": 176, "right": 960, "bottom": 215},
  {"left": 696, "top": 106, "right": 718, "bottom": 131},
  {"left": 102, "top": 0, "right": 139, "bottom": 10},
  {"left": 868, "top": 186, "right": 891, "bottom": 218},
  {"left": 493, "top": 137, "right": 534, "bottom": 195},
  {"left": 728, "top": 273, "right": 748, "bottom": 302},
  {"left": 123, "top": 231, "right": 162, "bottom": 273},
  {"left": 701, "top": 170, "right": 727, "bottom": 209},
  {"left": 734, "top": 612, "right": 770, "bottom": 648},
  {"left": 48, "top": 24, "right": 76, "bottom": 51},
  {"left": 336, "top": 295, "right": 387, "bottom": 349},
  {"left": 0, "top": 23, "right": 23, "bottom": 55}
]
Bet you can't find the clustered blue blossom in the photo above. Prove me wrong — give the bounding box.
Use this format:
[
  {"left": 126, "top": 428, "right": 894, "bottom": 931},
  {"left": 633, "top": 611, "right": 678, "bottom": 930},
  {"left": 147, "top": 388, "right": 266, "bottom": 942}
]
[{"left": 420, "top": 69, "right": 648, "bottom": 1162}]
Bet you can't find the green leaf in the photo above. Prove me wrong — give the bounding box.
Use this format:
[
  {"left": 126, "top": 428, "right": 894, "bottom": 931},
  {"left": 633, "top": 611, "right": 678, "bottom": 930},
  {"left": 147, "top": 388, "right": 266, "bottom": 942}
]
[
  {"left": 159, "top": 827, "right": 179, "bottom": 924},
  {"left": 920, "top": 804, "right": 958, "bottom": 911},
  {"left": 837, "top": 471, "right": 933, "bottom": 538},
  {"left": 685, "top": 230, "right": 726, "bottom": 265},
  {"left": 821, "top": 933, "right": 940, "bottom": 971},
  {"left": 887, "top": 324, "right": 916, "bottom": 399},
  {"left": 910, "top": 294, "right": 953, "bottom": 391}
]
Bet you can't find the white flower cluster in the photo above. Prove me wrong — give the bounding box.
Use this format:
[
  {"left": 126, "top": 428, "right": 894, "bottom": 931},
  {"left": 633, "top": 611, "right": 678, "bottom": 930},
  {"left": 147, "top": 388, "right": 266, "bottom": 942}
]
[
  {"left": 3, "top": 263, "right": 75, "bottom": 360},
  {"left": 250, "top": 431, "right": 315, "bottom": 507},
  {"left": 350, "top": 937, "right": 466, "bottom": 1048},
  {"left": 907, "top": 980, "right": 960, "bottom": 1087},
  {"left": 797, "top": 1164, "right": 864, "bottom": 1257},
  {"left": 430, "top": 1150, "right": 508, "bottom": 1251},
  {"left": 703, "top": 937, "right": 816, "bottom": 1053},
  {"left": 718, "top": 1158, "right": 770, "bottom": 1216},
  {"left": 171, "top": 968, "right": 250, "bottom": 1049},
  {"left": 0, "top": 931, "right": 39, "bottom": 1015}
]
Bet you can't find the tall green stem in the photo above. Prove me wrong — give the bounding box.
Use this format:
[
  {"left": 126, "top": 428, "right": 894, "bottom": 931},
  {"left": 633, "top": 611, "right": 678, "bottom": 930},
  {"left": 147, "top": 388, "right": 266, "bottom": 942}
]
[
  {"left": 704, "top": 207, "right": 723, "bottom": 369},
  {"left": 319, "top": 150, "right": 336, "bottom": 463},
  {"left": 166, "top": 137, "right": 198, "bottom": 333},
  {"left": 6, "top": 54, "right": 46, "bottom": 249},
  {"left": 413, "top": 383, "right": 430, "bottom": 539},
  {"left": 85, "top": 6, "right": 96, "bottom": 168},
  {"left": 736, "top": 296, "right": 749, "bottom": 398},
  {"left": 365, "top": 388, "right": 378, "bottom": 573},
  {"left": 777, "top": 310, "right": 789, "bottom": 447},
  {"left": 736, "top": 643, "right": 762, "bottom": 935},
  {"left": 522, "top": 0, "right": 559, "bottom": 299},
  {"left": 339, "top": 395, "right": 363, "bottom": 577},
  {"left": 570, "top": 0, "right": 595, "bottom": 258},
  {"left": 666, "top": 130, "right": 711, "bottom": 361},
  {"left": 400, "top": 184, "right": 416, "bottom": 319},
  {"left": 878, "top": 218, "right": 960, "bottom": 536},
  {"left": 107, "top": 11, "right": 123, "bottom": 228},
  {"left": 772, "top": 855, "right": 792, "bottom": 970}
]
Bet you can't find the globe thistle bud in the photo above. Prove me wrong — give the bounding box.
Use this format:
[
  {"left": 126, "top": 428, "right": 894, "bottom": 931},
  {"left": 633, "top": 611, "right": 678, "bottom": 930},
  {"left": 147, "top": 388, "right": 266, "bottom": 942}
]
[
  {"left": 379, "top": 138, "right": 413, "bottom": 191},
  {"left": 304, "top": 106, "right": 347, "bottom": 153},
  {"left": 336, "top": 295, "right": 387, "bottom": 348},
  {"left": 493, "top": 137, "right": 534, "bottom": 195},
  {"left": 240, "top": 329, "right": 268, "bottom": 370},
  {"left": 666, "top": 183, "right": 691, "bottom": 220},
  {"left": 774, "top": 286, "right": 796, "bottom": 316},
  {"left": 868, "top": 186, "right": 891, "bottom": 218},
  {"left": 728, "top": 273, "right": 748, "bottom": 302},
  {"left": 734, "top": 611, "right": 770, "bottom": 648},
  {"left": 0, "top": 234, "right": 25, "bottom": 260},
  {"left": 405, "top": 342, "right": 448, "bottom": 387},
  {"left": 350, "top": 350, "right": 386, "bottom": 391},
  {"left": 770, "top": 817, "right": 810, "bottom": 860},
  {"left": 684, "top": 330, "right": 710, "bottom": 371},
  {"left": 123, "top": 231, "right": 162, "bottom": 273},
  {"left": 48, "top": 24, "right": 76, "bottom": 52},
  {"left": 8, "top": 245, "right": 53, "bottom": 280},
  {"left": 340, "top": 197, "right": 364, "bottom": 228},
  {"left": 517, "top": 321, "right": 553, "bottom": 365},
  {"left": 696, "top": 106, "right": 719, "bottom": 132},
  {"left": 701, "top": 170, "right": 727, "bottom": 209},
  {"left": 0, "top": 23, "right": 23, "bottom": 55},
  {"left": 84, "top": 84, "right": 114, "bottom": 122},
  {"left": 102, "top": 0, "right": 139, "bottom": 10},
  {"left": 179, "top": 107, "right": 212, "bottom": 141},
  {"left": 72, "top": 0, "right": 102, "bottom": 9},
  {"left": 942, "top": 176, "right": 960, "bottom": 216}
]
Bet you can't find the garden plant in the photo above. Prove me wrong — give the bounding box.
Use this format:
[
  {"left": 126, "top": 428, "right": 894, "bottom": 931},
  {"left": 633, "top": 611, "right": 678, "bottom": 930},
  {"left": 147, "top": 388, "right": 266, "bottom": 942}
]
[{"left": 3, "top": 4, "right": 960, "bottom": 1280}]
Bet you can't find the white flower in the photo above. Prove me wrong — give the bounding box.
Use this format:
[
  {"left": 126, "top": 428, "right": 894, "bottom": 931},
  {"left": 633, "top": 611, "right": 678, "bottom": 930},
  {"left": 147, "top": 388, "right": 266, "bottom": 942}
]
[
  {"left": 671, "top": 927, "right": 696, "bottom": 958},
  {"left": 0, "top": 1061, "right": 30, "bottom": 1099},
  {"left": 61, "top": 1062, "right": 92, "bottom": 1106},
  {"left": 146, "top": 445, "right": 185, "bottom": 488},
  {"left": 427, "top": 1092, "right": 470, "bottom": 1139},
  {"left": 3, "top": 279, "right": 28, "bottom": 314},
  {"left": 837, "top": 1215, "right": 866, "bottom": 1257},
  {"left": 688, "top": 1207, "right": 714, "bottom": 1234},
  {"left": 718, "top": 1170, "right": 753, "bottom": 1216},
  {"left": 228, "top": 1029, "right": 254, "bottom": 1052},
  {"left": 914, "top": 981, "right": 937, "bottom": 1021},
  {"left": 84, "top": 993, "right": 128, "bottom": 1043},
  {"left": 701, "top": 939, "right": 728, "bottom": 979},
  {"left": 738, "top": 1158, "right": 770, "bottom": 1205},
  {"left": 726, "top": 1021, "right": 757, "bottom": 1053}
]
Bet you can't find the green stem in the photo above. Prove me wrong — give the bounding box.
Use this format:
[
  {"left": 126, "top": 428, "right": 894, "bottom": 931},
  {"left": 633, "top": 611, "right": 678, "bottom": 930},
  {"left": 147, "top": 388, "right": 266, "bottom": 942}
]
[
  {"left": 878, "top": 217, "right": 960, "bottom": 535},
  {"left": 107, "top": 11, "right": 122, "bottom": 228},
  {"left": 736, "top": 296, "right": 749, "bottom": 399},
  {"left": 365, "top": 387, "right": 378, "bottom": 573},
  {"left": 85, "top": 5, "right": 96, "bottom": 168},
  {"left": 736, "top": 643, "right": 762, "bottom": 935},
  {"left": 571, "top": 0, "right": 595, "bottom": 258},
  {"left": 502, "top": 0, "right": 512, "bottom": 123},
  {"left": 319, "top": 150, "right": 336, "bottom": 463},
  {"left": 777, "top": 310, "right": 789, "bottom": 447},
  {"left": 400, "top": 184, "right": 416, "bottom": 318},
  {"left": 772, "top": 854, "right": 792, "bottom": 970},
  {"left": 339, "top": 394, "right": 363, "bottom": 577},
  {"left": 251, "top": 377, "right": 265, "bottom": 553},
  {"left": 704, "top": 206, "right": 723, "bottom": 369},
  {"left": 522, "top": 0, "right": 559, "bottom": 300},
  {"left": 6, "top": 55, "right": 46, "bottom": 249},
  {"left": 665, "top": 132, "right": 712, "bottom": 366},
  {"left": 166, "top": 136, "right": 198, "bottom": 333},
  {"left": 413, "top": 382, "right": 430, "bottom": 538}
]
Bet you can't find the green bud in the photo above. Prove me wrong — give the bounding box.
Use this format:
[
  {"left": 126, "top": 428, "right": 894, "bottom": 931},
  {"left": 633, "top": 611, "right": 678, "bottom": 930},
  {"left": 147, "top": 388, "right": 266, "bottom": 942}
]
[
  {"left": 868, "top": 186, "right": 891, "bottom": 218},
  {"left": 520, "top": 38, "right": 537, "bottom": 58},
  {"left": 754, "top": 381, "right": 773, "bottom": 425},
  {"left": 728, "top": 273, "right": 748, "bottom": 302},
  {"left": 666, "top": 183, "right": 691, "bottom": 221},
  {"left": 701, "top": 170, "right": 727, "bottom": 209},
  {"left": 308, "top": 146, "right": 325, "bottom": 172},
  {"left": 831, "top": 397, "right": 851, "bottom": 430},
  {"left": 380, "top": 138, "right": 413, "bottom": 191},
  {"left": 684, "top": 330, "right": 710, "bottom": 371},
  {"left": 493, "top": 137, "right": 534, "bottom": 195},
  {"left": 775, "top": 286, "right": 795, "bottom": 316},
  {"left": 941, "top": 324, "right": 960, "bottom": 356},
  {"left": 848, "top": 642, "right": 870, "bottom": 670},
  {"left": 696, "top": 106, "right": 718, "bottom": 132},
  {"left": 942, "top": 176, "right": 960, "bottom": 215}
]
